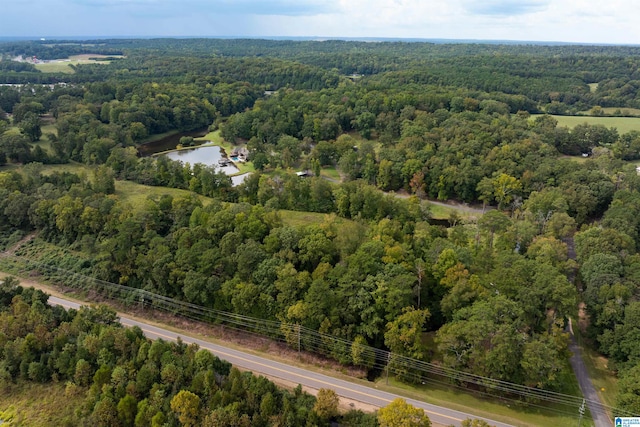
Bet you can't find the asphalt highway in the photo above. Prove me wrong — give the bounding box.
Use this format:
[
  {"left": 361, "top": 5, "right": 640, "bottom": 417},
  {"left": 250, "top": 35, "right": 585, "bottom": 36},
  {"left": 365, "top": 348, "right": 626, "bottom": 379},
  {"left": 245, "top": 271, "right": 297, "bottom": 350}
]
[{"left": 48, "top": 295, "right": 513, "bottom": 427}]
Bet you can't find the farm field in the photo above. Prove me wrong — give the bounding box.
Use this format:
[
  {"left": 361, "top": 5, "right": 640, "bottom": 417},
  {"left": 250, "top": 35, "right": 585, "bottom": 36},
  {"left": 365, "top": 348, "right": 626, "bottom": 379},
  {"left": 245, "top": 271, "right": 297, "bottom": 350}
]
[{"left": 532, "top": 114, "right": 640, "bottom": 134}]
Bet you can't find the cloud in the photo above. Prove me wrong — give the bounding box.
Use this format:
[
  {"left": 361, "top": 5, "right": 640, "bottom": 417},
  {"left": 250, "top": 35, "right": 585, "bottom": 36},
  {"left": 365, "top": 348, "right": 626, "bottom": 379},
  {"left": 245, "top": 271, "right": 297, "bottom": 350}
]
[
  {"left": 462, "top": 0, "right": 549, "bottom": 16},
  {"left": 2, "top": 0, "right": 639, "bottom": 44},
  {"left": 218, "top": 0, "right": 333, "bottom": 16},
  {"left": 70, "top": 0, "right": 333, "bottom": 16}
]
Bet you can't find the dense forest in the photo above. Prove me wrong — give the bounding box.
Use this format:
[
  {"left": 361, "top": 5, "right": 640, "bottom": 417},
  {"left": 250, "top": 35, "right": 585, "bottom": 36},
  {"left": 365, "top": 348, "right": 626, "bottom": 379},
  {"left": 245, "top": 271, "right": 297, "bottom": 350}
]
[
  {"left": 2, "top": 38, "right": 640, "bottom": 419},
  {"left": 0, "top": 278, "right": 384, "bottom": 426}
]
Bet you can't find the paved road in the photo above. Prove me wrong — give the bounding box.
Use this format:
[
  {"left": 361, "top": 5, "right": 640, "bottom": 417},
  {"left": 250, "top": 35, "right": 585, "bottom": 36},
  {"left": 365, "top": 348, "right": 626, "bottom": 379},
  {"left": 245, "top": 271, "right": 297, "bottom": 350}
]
[
  {"left": 48, "top": 295, "right": 512, "bottom": 427},
  {"left": 568, "top": 319, "right": 613, "bottom": 427},
  {"left": 564, "top": 237, "right": 612, "bottom": 427}
]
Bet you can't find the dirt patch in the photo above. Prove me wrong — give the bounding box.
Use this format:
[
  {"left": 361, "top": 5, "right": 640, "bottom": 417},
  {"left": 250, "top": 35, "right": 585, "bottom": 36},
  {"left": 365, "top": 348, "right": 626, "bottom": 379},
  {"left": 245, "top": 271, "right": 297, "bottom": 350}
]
[{"left": 2, "top": 232, "right": 36, "bottom": 256}]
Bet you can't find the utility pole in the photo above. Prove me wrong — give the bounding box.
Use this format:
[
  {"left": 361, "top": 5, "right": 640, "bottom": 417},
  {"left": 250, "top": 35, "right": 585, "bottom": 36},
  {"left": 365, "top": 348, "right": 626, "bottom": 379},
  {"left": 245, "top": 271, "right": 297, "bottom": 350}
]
[
  {"left": 385, "top": 352, "right": 391, "bottom": 385},
  {"left": 578, "top": 399, "right": 585, "bottom": 427},
  {"left": 297, "top": 324, "right": 301, "bottom": 354}
]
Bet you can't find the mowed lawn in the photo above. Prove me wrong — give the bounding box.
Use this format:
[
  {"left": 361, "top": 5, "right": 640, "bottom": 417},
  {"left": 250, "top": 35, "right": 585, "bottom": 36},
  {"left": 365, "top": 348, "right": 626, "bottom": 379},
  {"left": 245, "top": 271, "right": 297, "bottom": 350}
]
[
  {"left": 578, "top": 107, "right": 640, "bottom": 116},
  {"left": 37, "top": 164, "right": 346, "bottom": 229},
  {"left": 116, "top": 180, "right": 353, "bottom": 229},
  {"left": 532, "top": 114, "right": 640, "bottom": 134}
]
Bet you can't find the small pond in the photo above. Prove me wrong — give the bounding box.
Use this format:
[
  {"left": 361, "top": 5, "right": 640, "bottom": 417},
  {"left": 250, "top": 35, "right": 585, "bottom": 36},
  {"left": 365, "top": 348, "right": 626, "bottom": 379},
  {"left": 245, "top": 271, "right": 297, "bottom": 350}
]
[
  {"left": 138, "top": 127, "right": 208, "bottom": 156},
  {"left": 164, "top": 145, "right": 239, "bottom": 175}
]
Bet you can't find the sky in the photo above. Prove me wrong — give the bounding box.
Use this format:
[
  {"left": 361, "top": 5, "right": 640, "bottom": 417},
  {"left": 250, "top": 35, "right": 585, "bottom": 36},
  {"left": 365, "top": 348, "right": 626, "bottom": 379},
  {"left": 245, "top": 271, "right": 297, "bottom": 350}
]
[{"left": 2, "top": 0, "right": 640, "bottom": 45}]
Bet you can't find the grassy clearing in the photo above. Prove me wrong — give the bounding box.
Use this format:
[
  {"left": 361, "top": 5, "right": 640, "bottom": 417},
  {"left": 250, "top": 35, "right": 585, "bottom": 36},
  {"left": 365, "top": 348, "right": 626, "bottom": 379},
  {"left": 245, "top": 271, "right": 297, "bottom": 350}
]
[
  {"left": 531, "top": 114, "right": 640, "bottom": 134},
  {"left": 0, "top": 382, "right": 84, "bottom": 426},
  {"left": 560, "top": 155, "right": 589, "bottom": 164},
  {"left": 427, "top": 202, "right": 481, "bottom": 221},
  {"left": 34, "top": 54, "right": 123, "bottom": 74},
  {"left": 197, "top": 129, "right": 226, "bottom": 146},
  {"left": 32, "top": 124, "right": 56, "bottom": 153},
  {"left": 321, "top": 166, "right": 342, "bottom": 182},
  {"left": 588, "top": 83, "right": 599, "bottom": 93},
  {"left": 235, "top": 162, "right": 256, "bottom": 175},
  {"left": 40, "top": 163, "right": 91, "bottom": 178},
  {"left": 34, "top": 62, "right": 75, "bottom": 74},
  {"left": 429, "top": 203, "right": 462, "bottom": 220},
  {"left": 114, "top": 180, "right": 213, "bottom": 210},
  {"left": 277, "top": 209, "right": 339, "bottom": 228},
  {"left": 578, "top": 107, "right": 640, "bottom": 117},
  {"left": 116, "top": 180, "right": 343, "bottom": 229},
  {"left": 5, "top": 124, "right": 54, "bottom": 153},
  {"left": 40, "top": 123, "right": 57, "bottom": 137}
]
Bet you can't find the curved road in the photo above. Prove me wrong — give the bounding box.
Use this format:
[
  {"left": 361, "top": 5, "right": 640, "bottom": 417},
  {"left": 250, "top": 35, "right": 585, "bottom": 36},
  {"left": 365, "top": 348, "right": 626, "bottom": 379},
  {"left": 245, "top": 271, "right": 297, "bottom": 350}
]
[{"left": 48, "top": 295, "right": 511, "bottom": 427}]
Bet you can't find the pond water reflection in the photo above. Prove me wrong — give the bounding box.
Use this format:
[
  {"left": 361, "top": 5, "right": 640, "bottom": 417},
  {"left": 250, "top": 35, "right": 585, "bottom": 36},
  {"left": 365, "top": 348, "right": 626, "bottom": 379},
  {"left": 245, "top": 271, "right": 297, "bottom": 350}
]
[
  {"left": 138, "top": 128, "right": 208, "bottom": 156},
  {"left": 164, "top": 145, "right": 239, "bottom": 175}
]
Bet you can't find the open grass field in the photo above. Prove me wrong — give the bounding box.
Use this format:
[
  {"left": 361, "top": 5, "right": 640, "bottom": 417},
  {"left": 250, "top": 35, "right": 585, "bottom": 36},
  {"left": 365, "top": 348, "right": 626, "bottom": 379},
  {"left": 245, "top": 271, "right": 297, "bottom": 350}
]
[
  {"left": 37, "top": 164, "right": 349, "bottom": 229},
  {"left": 578, "top": 107, "right": 640, "bottom": 117},
  {"left": 34, "top": 54, "right": 124, "bottom": 74},
  {"left": 532, "top": 114, "right": 640, "bottom": 134},
  {"left": 34, "top": 62, "right": 76, "bottom": 74},
  {"left": 114, "top": 179, "right": 214, "bottom": 210},
  {"left": 0, "top": 382, "right": 85, "bottom": 427},
  {"left": 116, "top": 180, "right": 356, "bottom": 229}
]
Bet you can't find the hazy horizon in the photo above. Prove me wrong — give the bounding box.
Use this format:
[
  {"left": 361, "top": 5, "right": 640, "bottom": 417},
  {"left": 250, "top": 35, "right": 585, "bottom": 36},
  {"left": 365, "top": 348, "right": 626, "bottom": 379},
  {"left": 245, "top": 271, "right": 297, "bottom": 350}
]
[
  {"left": 1, "top": 35, "right": 638, "bottom": 48},
  {"left": 2, "top": 1, "right": 640, "bottom": 45}
]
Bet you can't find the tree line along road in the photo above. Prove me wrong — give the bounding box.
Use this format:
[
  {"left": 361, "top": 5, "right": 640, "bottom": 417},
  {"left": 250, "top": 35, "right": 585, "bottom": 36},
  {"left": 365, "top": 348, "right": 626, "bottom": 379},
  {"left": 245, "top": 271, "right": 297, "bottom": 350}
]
[{"left": 47, "top": 294, "right": 512, "bottom": 427}]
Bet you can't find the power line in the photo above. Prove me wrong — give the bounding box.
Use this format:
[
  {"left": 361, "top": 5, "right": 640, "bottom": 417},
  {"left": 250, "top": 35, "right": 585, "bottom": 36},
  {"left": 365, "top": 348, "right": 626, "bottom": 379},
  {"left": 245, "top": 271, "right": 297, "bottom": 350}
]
[{"left": 0, "top": 252, "right": 633, "bottom": 418}]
